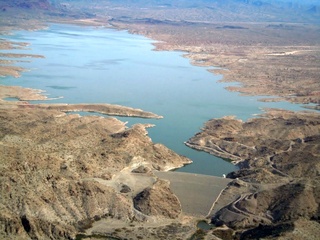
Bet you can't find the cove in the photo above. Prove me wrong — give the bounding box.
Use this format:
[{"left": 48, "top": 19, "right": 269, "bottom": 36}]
[{"left": 1, "top": 24, "right": 308, "bottom": 176}]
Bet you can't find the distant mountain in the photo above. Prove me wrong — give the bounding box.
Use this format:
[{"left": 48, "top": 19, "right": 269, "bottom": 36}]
[
  {"left": 1, "top": 0, "right": 320, "bottom": 23},
  {"left": 0, "top": 0, "right": 51, "bottom": 10}
]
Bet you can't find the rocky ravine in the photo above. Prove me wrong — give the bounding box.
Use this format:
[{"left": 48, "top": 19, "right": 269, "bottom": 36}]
[{"left": 187, "top": 109, "right": 320, "bottom": 239}]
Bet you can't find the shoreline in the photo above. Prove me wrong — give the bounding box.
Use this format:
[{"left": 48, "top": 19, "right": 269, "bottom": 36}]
[
  {"left": 0, "top": 4, "right": 319, "bottom": 239},
  {"left": 1, "top": 20, "right": 318, "bottom": 169},
  {"left": 2, "top": 20, "right": 319, "bottom": 107},
  {"left": 107, "top": 20, "right": 320, "bottom": 108}
]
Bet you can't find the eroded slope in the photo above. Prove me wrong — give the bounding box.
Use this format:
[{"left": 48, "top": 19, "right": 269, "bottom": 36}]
[
  {"left": 187, "top": 109, "right": 320, "bottom": 239},
  {"left": 0, "top": 101, "right": 191, "bottom": 239}
]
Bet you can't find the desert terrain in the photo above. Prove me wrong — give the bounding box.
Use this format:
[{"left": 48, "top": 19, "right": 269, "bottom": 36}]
[{"left": 0, "top": 0, "right": 320, "bottom": 239}]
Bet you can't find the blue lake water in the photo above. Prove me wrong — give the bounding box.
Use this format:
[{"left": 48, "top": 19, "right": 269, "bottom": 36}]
[{"left": 1, "top": 24, "right": 310, "bottom": 176}]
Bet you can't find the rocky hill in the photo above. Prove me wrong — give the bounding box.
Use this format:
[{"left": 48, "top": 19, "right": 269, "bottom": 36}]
[
  {"left": 0, "top": 104, "right": 191, "bottom": 239},
  {"left": 187, "top": 109, "right": 320, "bottom": 239}
]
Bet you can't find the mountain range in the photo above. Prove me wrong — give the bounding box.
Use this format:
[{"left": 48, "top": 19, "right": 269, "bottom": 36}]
[{"left": 1, "top": 0, "right": 319, "bottom": 23}]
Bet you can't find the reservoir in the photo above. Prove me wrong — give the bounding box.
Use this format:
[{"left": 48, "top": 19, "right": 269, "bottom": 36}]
[{"left": 1, "top": 24, "right": 308, "bottom": 176}]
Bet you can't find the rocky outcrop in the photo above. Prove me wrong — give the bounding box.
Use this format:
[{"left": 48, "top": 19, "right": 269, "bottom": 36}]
[{"left": 133, "top": 179, "right": 182, "bottom": 219}]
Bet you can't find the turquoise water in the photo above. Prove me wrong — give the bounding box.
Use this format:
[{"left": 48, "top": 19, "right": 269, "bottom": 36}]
[{"left": 1, "top": 24, "right": 309, "bottom": 176}]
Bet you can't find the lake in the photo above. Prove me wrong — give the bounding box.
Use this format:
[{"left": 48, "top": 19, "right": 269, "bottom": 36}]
[{"left": 1, "top": 24, "right": 308, "bottom": 176}]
